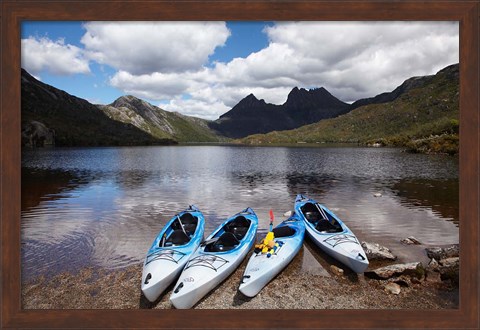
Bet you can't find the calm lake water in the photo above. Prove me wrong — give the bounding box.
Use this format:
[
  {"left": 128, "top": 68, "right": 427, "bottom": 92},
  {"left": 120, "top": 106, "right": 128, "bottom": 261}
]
[{"left": 21, "top": 145, "right": 459, "bottom": 280}]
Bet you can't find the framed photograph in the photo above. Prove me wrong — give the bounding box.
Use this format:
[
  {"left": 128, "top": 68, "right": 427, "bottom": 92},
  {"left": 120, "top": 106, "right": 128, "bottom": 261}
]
[{"left": 1, "top": 0, "right": 478, "bottom": 329}]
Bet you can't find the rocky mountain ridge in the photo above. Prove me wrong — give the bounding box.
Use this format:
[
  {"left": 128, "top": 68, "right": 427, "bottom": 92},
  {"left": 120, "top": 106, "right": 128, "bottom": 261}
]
[
  {"left": 98, "top": 95, "right": 221, "bottom": 142},
  {"left": 21, "top": 69, "right": 224, "bottom": 146},
  {"left": 22, "top": 63, "right": 458, "bottom": 150},
  {"left": 240, "top": 64, "right": 459, "bottom": 155},
  {"left": 21, "top": 69, "right": 172, "bottom": 146},
  {"left": 209, "top": 87, "right": 351, "bottom": 138}
]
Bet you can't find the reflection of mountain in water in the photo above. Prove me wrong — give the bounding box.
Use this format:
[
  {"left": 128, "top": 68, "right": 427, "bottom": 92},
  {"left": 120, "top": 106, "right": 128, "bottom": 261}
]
[
  {"left": 21, "top": 168, "right": 85, "bottom": 211},
  {"left": 391, "top": 179, "right": 459, "bottom": 225},
  {"left": 285, "top": 173, "right": 339, "bottom": 199}
]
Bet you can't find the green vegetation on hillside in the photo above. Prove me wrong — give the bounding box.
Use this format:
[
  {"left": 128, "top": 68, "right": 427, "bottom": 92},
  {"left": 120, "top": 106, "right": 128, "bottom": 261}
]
[
  {"left": 21, "top": 70, "right": 173, "bottom": 147},
  {"left": 240, "top": 66, "right": 459, "bottom": 155},
  {"left": 99, "top": 97, "right": 226, "bottom": 143},
  {"left": 163, "top": 112, "right": 227, "bottom": 143}
]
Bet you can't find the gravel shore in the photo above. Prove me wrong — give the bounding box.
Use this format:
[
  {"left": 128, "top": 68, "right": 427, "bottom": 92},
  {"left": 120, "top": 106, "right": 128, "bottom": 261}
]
[{"left": 22, "top": 242, "right": 458, "bottom": 310}]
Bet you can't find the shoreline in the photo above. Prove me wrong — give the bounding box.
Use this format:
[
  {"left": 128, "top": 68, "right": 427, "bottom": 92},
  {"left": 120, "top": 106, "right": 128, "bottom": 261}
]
[{"left": 22, "top": 240, "right": 459, "bottom": 310}]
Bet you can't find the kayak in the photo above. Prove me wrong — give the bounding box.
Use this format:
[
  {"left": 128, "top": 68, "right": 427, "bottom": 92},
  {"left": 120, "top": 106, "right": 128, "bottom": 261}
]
[
  {"left": 170, "top": 207, "right": 258, "bottom": 309},
  {"left": 294, "top": 194, "right": 369, "bottom": 273},
  {"left": 239, "top": 212, "right": 305, "bottom": 297},
  {"left": 141, "top": 205, "right": 205, "bottom": 302}
]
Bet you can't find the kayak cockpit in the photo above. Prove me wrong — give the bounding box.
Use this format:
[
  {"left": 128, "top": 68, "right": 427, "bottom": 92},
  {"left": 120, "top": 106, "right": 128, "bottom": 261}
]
[
  {"left": 160, "top": 212, "right": 200, "bottom": 247},
  {"left": 204, "top": 215, "right": 252, "bottom": 252},
  {"left": 171, "top": 212, "right": 198, "bottom": 235},
  {"left": 300, "top": 202, "right": 343, "bottom": 233},
  {"left": 204, "top": 232, "right": 239, "bottom": 252},
  {"left": 225, "top": 215, "right": 251, "bottom": 239},
  {"left": 164, "top": 230, "right": 190, "bottom": 246},
  {"left": 272, "top": 225, "right": 296, "bottom": 238}
]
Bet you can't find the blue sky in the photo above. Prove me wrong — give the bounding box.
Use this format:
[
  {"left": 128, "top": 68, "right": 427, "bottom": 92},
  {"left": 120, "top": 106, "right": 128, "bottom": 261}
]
[
  {"left": 22, "top": 21, "right": 272, "bottom": 106},
  {"left": 21, "top": 21, "right": 458, "bottom": 120}
]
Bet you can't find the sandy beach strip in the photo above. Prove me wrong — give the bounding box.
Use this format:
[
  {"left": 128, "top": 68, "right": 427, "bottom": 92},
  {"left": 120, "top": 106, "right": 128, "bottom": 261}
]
[{"left": 22, "top": 243, "right": 458, "bottom": 310}]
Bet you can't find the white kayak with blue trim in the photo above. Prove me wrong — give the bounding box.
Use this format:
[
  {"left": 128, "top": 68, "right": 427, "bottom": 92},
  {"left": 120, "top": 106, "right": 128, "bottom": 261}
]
[
  {"left": 170, "top": 207, "right": 258, "bottom": 309},
  {"left": 141, "top": 205, "right": 205, "bottom": 302},
  {"left": 239, "top": 212, "right": 305, "bottom": 297},
  {"left": 295, "top": 194, "right": 369, "bottom": 273}
]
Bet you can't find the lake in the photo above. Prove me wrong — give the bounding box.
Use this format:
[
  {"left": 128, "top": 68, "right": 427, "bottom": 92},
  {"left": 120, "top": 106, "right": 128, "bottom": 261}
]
[{"left": 21, "top": 145, "right": 459, "bottom": 280}]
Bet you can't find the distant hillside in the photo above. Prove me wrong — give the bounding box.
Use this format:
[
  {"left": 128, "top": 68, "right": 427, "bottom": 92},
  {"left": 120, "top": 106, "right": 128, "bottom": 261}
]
[
  {"left": 21, "top": 69, "right": 174, "bottom": 146},
  {"left": 21, "top": 69, "right": 226, "bottom": 146},
  {"left": 99, "top": 96, "right": 224, "bottom": 143},
  {"left": 240, "top": 64, "right": 459, "bottom": 155},
  {"left": 209, "top": 87, "right": 350, "bottom": 138},
  {"left": 349, "top": 73, "right": 437, "bottom": 110}
]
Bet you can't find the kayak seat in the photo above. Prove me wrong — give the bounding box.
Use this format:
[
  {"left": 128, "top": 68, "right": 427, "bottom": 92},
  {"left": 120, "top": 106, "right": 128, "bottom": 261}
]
[
  {"left": 207, "top": 232, "right": 240, "bottom": 252},
  {"left": 315, "top": 220, "right": 342, "bottom": 233},
  {"left": 304, "top": 211, "right": 322, "bottom": 223},
  {"left": 171, "top": 213, "right": 198, "bottom": 235},
  {"left": 225, "top": 216, "right": 251, "bottom": 240},
  {"left": 166, "top": 229, "right": 190, "bottom": 245},
  {"left": 179, "top": 213, "right": 197, "bottom": 225},
  {"left": 183, "top": 223, "right": 197, "bottom": 236},
  {"left": 273, "top": 226, "right": 296, "bottom": 238},
  {"left": 229, "top": 227, "right": 249, "bottom": 240},
  {"left": 301, "top": 203, "right": 323, "bottom": 223}
]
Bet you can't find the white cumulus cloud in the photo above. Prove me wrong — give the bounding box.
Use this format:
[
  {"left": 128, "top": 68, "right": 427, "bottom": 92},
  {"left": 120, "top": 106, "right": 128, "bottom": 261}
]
[
  {"left": 109, "top": 21, "right": 458, "bottom": 120},
  {"left": 21, "top": 37, "right": 90, "bottom": 76},
  {"left": 23, "top": 21, "right": 458, "bottom": 121},
  {"left": 81, "top": 21, "right": 230, "bottom": 75},
  {"left": 262, "top": 21, "right": 459, "bottom": 102},
  {"left": 110, "top": 70, "right": 193, "bottom": 100}
]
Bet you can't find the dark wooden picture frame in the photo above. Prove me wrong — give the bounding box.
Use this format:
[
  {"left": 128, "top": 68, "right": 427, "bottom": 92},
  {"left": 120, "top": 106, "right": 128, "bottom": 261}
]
[{"left": 1, "top": 1, "right": 478, "bottom": 329}]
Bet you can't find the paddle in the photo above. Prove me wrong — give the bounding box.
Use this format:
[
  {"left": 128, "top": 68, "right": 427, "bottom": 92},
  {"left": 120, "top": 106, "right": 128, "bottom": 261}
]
[
  {"left": 200, "top": 237, "right": 220, "bottom": 247},
  {"left": 176, "top": 215, "right": 188, "bottom": 236},
  {"left": 315, "top": 203, "right": 338, "bottom": 226},
  {"left": 269, "top": 209, "right": 274, "bottom": 232},
  {"left": 315, "top": 203, "right": 329, "bottom": 221}
]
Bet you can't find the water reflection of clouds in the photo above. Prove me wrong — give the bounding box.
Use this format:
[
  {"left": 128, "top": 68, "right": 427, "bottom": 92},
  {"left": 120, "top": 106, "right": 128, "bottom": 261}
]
[
  {"left": 21, "top": 205, "right": 93, "bottom": 241},
  {"left": 22, "top": 146, "right": 459, "bottom": 278}
]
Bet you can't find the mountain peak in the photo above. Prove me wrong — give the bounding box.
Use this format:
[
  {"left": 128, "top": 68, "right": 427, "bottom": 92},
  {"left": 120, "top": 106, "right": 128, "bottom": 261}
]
[
  {"left": 110, "top": 95, "right": 155, "bottom": 112},
  {"left": 213, "top": 85, "right": 350, "bottom": 138},
  {"left": 20, "top": 69, "right": 167, "bottom": 146},
  {"left": 118, "top": 95, "right": 140, "bottom": 101},
  {"left": 285, "top": 86, "right": 343, "bottom": 108},
  {"left": 112, "top": 95, "right": 140, "bottom": 106},
  {"left": 234, "top": 93, "right": 266, "bottom": 108},
  {"left": 244, "top": 93, "right": 260, "bottom": 102}
]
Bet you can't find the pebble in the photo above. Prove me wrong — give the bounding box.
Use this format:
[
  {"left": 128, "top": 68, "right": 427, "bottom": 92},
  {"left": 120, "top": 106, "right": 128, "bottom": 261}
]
[
  {"left": 384, "top": 282, "right": 401, "bottom": 295},
  {"left": 330, "top": 265, "right": 344, "bottom": 276}
]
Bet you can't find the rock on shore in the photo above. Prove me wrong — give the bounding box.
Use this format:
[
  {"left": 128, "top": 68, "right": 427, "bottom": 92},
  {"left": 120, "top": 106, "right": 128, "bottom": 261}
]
[
  {"left": 361, "top": 242, "right": 397, "bottom": 261},
  {"left": 425, "top": 244, "right": 459, "bottom": 260},
  {"left": 366, "top": 262, "right": 423, "bottom": 279}
]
